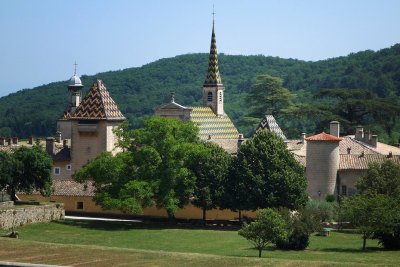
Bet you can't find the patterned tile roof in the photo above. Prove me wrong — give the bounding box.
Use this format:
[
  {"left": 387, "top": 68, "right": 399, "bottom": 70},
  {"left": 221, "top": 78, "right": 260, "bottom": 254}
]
[
  {"left": 190, "top": 107, "right": 239, "bottom": 140},
  {"left": 305, "top": 132, "right": 342, "bottom": 142},
  {"left": 339, "top": 154, "right": 400, "bottom": 170},
  {"left": 204, "top": 23, "right": 222, "bottom": 86},
  {"left": 71, "top": 80, "right": 125, "bottom": 121},
  {"left": 255, "top": 115, "right": 287, "bottom": 139}
]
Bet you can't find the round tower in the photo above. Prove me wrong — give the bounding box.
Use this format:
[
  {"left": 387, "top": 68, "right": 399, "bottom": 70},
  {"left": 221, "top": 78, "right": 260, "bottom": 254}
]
[{"left": 305, "top": 132, "right": 342, "bottom": 199}]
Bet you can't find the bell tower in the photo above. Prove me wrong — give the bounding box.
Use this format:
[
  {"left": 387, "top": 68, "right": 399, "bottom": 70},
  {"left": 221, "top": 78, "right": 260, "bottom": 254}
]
[
  {"left": 203, "top": 14, "right": 224, "bottom": 117},
  {"left": 68, "top": 62, "right": 83, "bottom": 114}
]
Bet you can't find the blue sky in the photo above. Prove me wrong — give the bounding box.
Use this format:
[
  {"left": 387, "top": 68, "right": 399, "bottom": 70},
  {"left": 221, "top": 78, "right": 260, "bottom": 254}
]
[{"left": 1, "top": 0, "right": 400, "bottom": 96}]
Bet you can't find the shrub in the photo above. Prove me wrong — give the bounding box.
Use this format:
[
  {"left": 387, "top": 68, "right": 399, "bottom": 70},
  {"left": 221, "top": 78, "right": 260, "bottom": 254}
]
[
  {"left": 276, "top": 208, "right": 319, "bottom": 250},
  {"left": 306, "top": 199, "right": 338, "bottom": 222},
  {"left": 325, "top": 194, "right": 336, "bottom": 203}
]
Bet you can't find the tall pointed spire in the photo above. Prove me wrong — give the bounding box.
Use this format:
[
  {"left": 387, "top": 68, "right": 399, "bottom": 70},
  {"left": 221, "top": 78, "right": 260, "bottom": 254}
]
[{"left": 204, "top": 13, "right": 222, "bottom": 87}]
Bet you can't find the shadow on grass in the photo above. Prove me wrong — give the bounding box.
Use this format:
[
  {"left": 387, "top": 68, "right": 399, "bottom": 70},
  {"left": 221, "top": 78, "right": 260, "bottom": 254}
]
[
  {"left": 317, "top": 247, "right": 384, "bottom": 253},
  {"left": 56, "top": 219, "right": 240, "bottom": 232}
]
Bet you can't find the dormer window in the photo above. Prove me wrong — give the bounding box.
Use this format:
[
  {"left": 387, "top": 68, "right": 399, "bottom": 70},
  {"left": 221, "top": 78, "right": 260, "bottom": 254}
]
[{"left": 207, "top": 92, "right": 213, "bottom": 102}]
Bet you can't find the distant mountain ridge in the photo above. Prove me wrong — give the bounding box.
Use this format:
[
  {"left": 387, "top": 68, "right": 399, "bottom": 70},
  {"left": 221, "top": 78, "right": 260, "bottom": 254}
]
[{"left": 1, "top": 43, "right": 400, "bottom": 138}]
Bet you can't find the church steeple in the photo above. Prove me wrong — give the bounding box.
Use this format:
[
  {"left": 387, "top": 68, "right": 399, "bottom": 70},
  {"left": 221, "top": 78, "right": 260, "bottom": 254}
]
[{"left": 203, "top": 13, "right": 225, "bottom": 117}]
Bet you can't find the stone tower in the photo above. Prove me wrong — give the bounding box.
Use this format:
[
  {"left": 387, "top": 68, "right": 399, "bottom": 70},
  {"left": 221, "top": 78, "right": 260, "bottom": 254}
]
[
  {"left": 305, "top": 132, "right": 342, "bottom": 199},
  {"left": 69, "top": 80, "right": 126, "bottom": 170},
  {"left": 203, "top": 19, "right": 224, "bottom": 117}
]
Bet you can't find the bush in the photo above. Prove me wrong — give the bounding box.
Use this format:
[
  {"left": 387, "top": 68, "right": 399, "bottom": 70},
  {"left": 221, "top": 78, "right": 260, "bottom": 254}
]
[
  {"left": 306, "top": 200, "right": 338, "bottom": 222},
  {"left": 325, "top": 194, "right": 336, "bottom": 203},
  {"left": 276, "top": 208, "right": 319, "bottom": 250}
]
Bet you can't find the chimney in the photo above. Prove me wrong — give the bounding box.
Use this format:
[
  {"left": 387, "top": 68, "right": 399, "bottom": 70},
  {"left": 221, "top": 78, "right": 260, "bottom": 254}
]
[
  {"left": 63, "top": 139, "right": 68, "bottom": 148},
  {"left": 28, "top": 136, "right": 33, "bottom": 145},
  {"left": 12, "top": 137, "right": 18, "bottom": 145},
  {"left": 55, "top": 131, "right": 62, "bottom": 143},
  {"left": 371, "top": 135, "right": 378, "bottom": 147},
  {"left": 388, "top": 152, "right": 393, "bottom": 158},
  {"left": 7, "top": 138, "right": 12, "bottom": 146},
  {"left": 301, "top": 133, "right": 306, "bottom": 143},
  {"left": 330, "top": 121, "right": 340, "bottom": 137},
  {"left": 0, "top": 137, "right": 4, "bottom": 146},
  {"left": 46, "top": 137, "right": 56, "bottom": 155},
  {"left": 355, "top": 126, "right": 364, "bottom": 141},
  {"left": 347, "top": 147, "right": 351, "bottom": 154},
  {"left": 238, "top": 134, "right": 245, "bottom": 147},
  {"left": 360, "top": 151, "right": 365, "bottom": 158}
]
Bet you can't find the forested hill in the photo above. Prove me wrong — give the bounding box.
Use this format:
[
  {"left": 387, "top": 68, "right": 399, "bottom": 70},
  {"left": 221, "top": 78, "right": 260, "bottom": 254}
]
[{"left": 1, "top": 43, "right": 400, "bottom": 139}]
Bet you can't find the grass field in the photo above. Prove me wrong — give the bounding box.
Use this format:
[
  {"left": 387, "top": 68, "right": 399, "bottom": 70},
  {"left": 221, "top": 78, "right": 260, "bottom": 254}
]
[{"left": 0, "top": 219, "right": 399, "bottom": 266}]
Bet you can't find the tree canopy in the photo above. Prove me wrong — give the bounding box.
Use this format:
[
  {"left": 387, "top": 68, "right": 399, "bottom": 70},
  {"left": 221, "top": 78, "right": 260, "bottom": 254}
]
[
  {"left": 223, "top": 130, "right": 308, "bottom": 213},
  {"left": 0, "top": 145, "right": 53, "bottom": 201}
]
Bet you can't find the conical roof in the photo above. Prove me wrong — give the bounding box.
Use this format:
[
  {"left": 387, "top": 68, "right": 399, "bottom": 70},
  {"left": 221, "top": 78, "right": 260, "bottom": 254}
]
[
  {"left": 305, "top": 132, "right": 342, "bottom": 142},
  {"left": 204, "top": 22, "right": 222, "bottom": 87},
  {"left": 71, "top": 80, "right": 125, "bottom": 121}
]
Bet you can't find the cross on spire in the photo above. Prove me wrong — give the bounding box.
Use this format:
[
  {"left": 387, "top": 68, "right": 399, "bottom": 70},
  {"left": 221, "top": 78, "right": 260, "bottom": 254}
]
[
  {"left": 74, "top": 61, "right": 78, "bottom": 75},
  {"left": 212, "top": 5, "right": 215, "bottom": 25}
]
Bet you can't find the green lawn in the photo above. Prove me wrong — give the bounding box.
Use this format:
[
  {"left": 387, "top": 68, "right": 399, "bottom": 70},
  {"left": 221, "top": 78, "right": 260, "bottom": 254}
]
[{"left": 0, "top": 219, "right": 399, "bottom": 266}]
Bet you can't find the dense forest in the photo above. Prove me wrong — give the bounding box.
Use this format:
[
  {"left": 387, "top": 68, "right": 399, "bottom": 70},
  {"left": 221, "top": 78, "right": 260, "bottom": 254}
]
[{"left": 1, "top": 43, "right": 400, "bottom": 143}]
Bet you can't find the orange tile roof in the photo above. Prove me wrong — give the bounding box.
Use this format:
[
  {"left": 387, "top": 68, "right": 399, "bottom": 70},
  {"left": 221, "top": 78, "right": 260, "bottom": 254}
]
[
  {"left": 305, "top": 132, "right": 342, "bottom": 142},
  {"left": 339, "top": 154, "right": 400, "bottom": 170}
]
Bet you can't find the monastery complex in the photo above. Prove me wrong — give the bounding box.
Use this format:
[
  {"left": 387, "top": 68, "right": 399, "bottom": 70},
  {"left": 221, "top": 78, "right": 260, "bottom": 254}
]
[{"left": 4, "top": 20, "right": 400, "bottom": 219}]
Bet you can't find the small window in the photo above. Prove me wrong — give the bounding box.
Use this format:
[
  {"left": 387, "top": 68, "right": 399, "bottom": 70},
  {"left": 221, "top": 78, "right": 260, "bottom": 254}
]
[
  {"left": 341, "top": 185, "right": 347, "bottom": 196},
  {"left": 219, "top": 92, "right": 222, "bottom": 102},
  {"left": 66, "top": 164, "right": 72, "bottom": 171},
  {"left": 76, "top": 201, "right": 84, "bottom": 210},
  {"left": 207, "top": 92, "right": 213, "bottom": 102},
  {"left": 54, "top": 167, "right": 60, "bottom": 175}
]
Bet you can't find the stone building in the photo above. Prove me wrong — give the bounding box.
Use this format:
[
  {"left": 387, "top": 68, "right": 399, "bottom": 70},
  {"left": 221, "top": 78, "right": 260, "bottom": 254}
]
[{"left": 285, "top": 121, "right": 400, "bottom": 200}]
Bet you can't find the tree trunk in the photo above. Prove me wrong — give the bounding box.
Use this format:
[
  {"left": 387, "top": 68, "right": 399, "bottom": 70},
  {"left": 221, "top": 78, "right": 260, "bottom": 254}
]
[
  {"left": 10, "top": 187, "right": 17, "bottom": 202},
  {"left": 258, "top": 247, "right": 262, "bottom": 258},
  {"left": 363, "top": 234, "right": 367, "bottom": 250},
  {"left": 167, "top": 211, "right": 175, "bottom": 225},
  {"left": 202, "top": 208, "right": 207, "bottom": 225},
  {"left": 238, "top": 210, "right": 242, "bottom": 222}
]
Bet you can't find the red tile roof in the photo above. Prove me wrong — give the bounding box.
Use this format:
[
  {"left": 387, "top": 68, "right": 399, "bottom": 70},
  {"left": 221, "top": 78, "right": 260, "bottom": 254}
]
[{"left": 305, "top": 132, "right": 342, "bottom": 142}]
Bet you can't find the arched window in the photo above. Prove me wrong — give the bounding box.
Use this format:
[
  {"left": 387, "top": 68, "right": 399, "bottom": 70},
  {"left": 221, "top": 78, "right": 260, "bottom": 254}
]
[{"left": 207, "top": 92, "right": 213, "bottom": 102}]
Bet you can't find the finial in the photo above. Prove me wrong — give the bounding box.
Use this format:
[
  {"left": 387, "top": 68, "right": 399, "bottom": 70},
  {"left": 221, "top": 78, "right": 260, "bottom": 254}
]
[
  {"left": 212, "top": 5, "right": 215, "bottom": 26},
  {"left": 74, "top": 61, "right": 78, "bottom": 75},
  {"left": 170, "top": 91, "right": 175, "bottom": 103}
]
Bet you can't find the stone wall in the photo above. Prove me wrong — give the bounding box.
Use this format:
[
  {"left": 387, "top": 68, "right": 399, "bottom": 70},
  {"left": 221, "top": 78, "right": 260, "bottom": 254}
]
[
  {"left": 0, "top": 203, "right": 65, "bottom": 230},
  {"left": 0, "top": 201, "right": 14, "bottom": 209}
]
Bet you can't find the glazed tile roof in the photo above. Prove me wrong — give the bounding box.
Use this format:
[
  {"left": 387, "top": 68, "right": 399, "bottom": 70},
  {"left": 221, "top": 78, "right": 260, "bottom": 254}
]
[
  {"left": 190, "top": 107, "right": 239, "bottom": 140},
  {"left": 305, "top": 132, "right": 342, "bottom": 142},
  {"left": 204, "top": 23, "right": 222, "bottom": 86},
  {"left": 255, "top": 115, "right": 286, "bottom": 139},
  {"left": 71, "top": 80, "right": 125, "bottom": 121},
  {"left": 339, "top": 154, "right": 400, "bottom": 170}
]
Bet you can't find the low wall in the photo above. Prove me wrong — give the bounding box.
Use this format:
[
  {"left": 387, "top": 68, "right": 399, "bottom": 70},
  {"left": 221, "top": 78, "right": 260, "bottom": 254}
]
[
  {"left": 0, "top": 203, "right": 65, "bottom": 230},
  {"left": 0, "top": 201, "right": 14, "bottom": 209}
]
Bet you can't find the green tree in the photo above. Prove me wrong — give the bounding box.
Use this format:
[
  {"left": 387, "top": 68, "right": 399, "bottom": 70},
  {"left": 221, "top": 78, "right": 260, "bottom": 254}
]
[
  {"left": 186, "top": 142, "right": 231, "bottom": 222},
  {"left": 340, "top": 195, "right": 387, "bottom": 250},
  {"left": 74, "top": 152, "right": 154, "bottom": 214},
  {"left": 246, "top": 74, "right": 293, "bottom": 118},
  {"left": 129, "top": 117, "right": 199, "bottom": 221},
  {"left": 356, "top": 160, "right": 400, "bottom": 197},
  {"left": 239, "top": 208, "right": 287, "bottom": 257},
  {"left": 224, "top": 130, "right": 307, "bottom": 212},
  {"left": 2, "top": 145, "right": 53, "bottom": 201}
]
